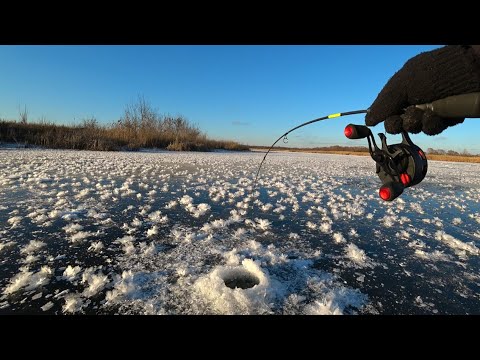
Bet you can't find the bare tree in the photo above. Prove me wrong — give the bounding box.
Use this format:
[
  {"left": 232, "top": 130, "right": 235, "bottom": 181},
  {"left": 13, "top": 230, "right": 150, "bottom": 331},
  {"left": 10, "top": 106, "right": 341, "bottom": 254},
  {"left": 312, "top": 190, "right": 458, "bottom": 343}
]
[{"left": 19, "top": 105, "right": 28, "bottom": 124}]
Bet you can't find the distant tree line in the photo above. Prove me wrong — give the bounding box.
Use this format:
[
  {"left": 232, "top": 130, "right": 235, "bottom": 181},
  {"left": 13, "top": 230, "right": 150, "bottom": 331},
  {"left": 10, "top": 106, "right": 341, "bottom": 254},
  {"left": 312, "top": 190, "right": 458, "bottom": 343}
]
[
  {"left": 251, "top": 145, "right": 477, "bottom": 157},
  {"left": 0, "top": 97, "right": 249, "bottom": 152},
  {"left": 426, "top": 148, "right": 474, "bottom": 157},
  {"left": 251, "top": 145, "right": 369, "bottom": 152}
]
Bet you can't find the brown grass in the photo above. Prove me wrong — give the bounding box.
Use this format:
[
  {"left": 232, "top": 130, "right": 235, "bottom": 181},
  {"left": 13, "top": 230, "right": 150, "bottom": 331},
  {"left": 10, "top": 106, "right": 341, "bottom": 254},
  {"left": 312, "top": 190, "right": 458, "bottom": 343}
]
[
  {"left": 0, "top": 97, "right": 249, "bottom": 152},
  {"left": 427, "top": 154, "right": 480, "bottom": 163},
  {"left": 252, "top": 148, "right": 480, "bottom": 164}
]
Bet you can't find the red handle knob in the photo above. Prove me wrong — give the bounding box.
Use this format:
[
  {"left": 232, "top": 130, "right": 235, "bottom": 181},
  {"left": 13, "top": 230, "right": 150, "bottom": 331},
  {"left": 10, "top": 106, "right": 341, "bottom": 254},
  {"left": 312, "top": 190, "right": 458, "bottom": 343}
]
[
  {"left": 344, "top": 124, "right": 371, "bottom": 139},
  {"left": 379, "top": 182, "right": 404, "bottom": 201}
]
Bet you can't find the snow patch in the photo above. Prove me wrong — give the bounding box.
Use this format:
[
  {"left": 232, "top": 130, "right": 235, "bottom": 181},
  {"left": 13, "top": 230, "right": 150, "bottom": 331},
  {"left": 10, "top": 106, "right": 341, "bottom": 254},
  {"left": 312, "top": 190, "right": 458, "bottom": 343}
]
[
  {"left": 3, "top": 266, "right": 52, "bottom": 295},
  {"left": 332, "top": 232, "right": 346, "bottom": 244},
  {"left": 452, "top": 218, "right": 462, "bottom": 225},
  {"left": 105, "top": 271, "right": 137, "bottom": 304},
  {"left": 63, "top": 265, "right": 82, "bottom": 281},
  {"left": 62, "top": 293, "right": 84, "bottom": 313},
  {"left": 7, "top": 216, "right": 22, "bottom": 227},
  {"left": 88, "top": 241, "right": 104, "bottom": 252},
  {"left": 434, "top": 231, "right": 479, "bottom": 257},
  {"left": 414, "top": 249, "right": 450, "bottom": 262},
  {"left": 345, "top": 243, "right": 369, "bottom": 266},
  {"left": 70, "top": 231, "right": 93, "bottom": 243},
  {"left": 303, "top": 287, "right": 365, "bottom": 315},
  {"left": 41, "top": 301, "right": 54, "bottom": 312},
  {"left": 20, "top": 240, "right": 46, "bottom": 254},
  {"left": 194, "top": 259, "right": 271, "bottom": 314},
  {"left": 82, "top": 269, "right": 109, "bottom": 297}
]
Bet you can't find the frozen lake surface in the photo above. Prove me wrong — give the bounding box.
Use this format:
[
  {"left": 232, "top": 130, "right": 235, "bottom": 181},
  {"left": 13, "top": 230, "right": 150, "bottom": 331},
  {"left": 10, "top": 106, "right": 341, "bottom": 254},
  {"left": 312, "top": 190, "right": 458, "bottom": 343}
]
[{"left": 1, "top": 149, "right": 479, "bottom": 314}]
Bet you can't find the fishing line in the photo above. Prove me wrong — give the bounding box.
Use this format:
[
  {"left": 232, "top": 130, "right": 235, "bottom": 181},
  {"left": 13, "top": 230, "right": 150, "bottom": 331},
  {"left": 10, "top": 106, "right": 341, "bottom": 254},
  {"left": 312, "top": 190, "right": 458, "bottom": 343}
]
[{"left": 252, "top": 109, "right": 368, "bottom": 191}]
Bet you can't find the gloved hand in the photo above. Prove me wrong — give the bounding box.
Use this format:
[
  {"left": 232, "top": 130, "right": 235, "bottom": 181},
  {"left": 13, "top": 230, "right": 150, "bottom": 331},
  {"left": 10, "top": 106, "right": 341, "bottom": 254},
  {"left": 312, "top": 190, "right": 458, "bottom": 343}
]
[{"left": 365, "top": 45, "right": 480, "bottom": 135}]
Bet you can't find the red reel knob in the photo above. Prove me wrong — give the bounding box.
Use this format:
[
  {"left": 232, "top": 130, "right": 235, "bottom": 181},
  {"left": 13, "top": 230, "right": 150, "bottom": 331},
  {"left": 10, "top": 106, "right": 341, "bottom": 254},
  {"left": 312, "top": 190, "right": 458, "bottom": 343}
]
[
  {"left": 344, "top": 124, "right": 371, "bottom": 139},
  {"left": 379, "top": 187, "right": 392, "bottom": 201},
  {"left": 344, "top": 125, "right": 354, "bottom": 138},
  {"left": 400, "top": 173, "right": 411, "bottom": 186},
  {"left": 379, "top": 182, "right": 404, "bottom": 202}
]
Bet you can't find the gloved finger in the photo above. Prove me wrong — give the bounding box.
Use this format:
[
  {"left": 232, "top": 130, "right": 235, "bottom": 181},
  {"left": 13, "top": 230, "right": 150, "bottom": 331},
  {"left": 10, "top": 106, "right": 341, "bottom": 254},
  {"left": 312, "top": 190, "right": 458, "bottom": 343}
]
[
  {"left": 401, "top": 106, "right": 424, "bottom": 134},
  {"left": 384, "top": 115, "right": 403, "bottom": 134},
  {"left": 444, "top": 117, "right": 465, "bottom": 128},
  {"left": 421, "top": 109, "right": 450, "bottom": 135}
]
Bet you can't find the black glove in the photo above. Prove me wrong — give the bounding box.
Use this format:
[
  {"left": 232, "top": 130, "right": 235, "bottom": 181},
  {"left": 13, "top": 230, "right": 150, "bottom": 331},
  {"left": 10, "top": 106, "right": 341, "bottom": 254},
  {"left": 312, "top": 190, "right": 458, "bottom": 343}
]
[{"left": 365, "top": 45, "right": 480, "bottom": 135}]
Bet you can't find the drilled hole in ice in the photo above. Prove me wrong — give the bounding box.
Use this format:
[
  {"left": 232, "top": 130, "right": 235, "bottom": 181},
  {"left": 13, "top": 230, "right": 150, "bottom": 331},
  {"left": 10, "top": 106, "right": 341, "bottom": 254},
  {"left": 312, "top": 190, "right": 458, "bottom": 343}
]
[{"left": 223, "top": 268, "right": 260, "bottom": 290}]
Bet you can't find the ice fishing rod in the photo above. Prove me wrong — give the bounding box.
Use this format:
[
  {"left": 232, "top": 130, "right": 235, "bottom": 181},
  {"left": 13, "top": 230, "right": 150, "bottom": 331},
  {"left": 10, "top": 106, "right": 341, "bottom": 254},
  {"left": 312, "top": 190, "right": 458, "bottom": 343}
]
[{"left": 253, "top": 92, "right": 480, "bottom": 202}]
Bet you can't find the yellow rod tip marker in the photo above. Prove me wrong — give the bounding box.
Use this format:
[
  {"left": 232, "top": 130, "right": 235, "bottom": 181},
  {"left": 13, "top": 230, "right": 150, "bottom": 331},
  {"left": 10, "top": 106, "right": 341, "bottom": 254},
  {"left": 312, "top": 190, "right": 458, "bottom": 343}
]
[{"left": 327, "top": 113, "right": 341, "bottom": 119}]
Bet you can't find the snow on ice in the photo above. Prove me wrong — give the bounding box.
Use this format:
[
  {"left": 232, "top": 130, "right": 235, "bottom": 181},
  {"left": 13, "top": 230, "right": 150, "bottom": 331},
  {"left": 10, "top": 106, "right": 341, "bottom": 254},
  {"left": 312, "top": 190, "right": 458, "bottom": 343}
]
[{"left": 0, "top": 149, "right": 479, "bottom": 314}]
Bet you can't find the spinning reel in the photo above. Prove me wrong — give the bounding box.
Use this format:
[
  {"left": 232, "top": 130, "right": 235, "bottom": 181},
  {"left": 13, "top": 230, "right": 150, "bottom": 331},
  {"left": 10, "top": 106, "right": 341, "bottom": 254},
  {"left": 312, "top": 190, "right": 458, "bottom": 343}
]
[{"left": 344, "top": 124, "right": 427, "bottom": 201}]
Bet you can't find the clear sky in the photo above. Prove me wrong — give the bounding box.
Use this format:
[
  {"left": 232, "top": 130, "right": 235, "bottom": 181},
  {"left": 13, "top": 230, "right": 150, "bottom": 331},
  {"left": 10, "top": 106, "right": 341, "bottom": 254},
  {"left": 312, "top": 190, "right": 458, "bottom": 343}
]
[{"left": 1, "top": 45, "right": 479, "bottom": 153}]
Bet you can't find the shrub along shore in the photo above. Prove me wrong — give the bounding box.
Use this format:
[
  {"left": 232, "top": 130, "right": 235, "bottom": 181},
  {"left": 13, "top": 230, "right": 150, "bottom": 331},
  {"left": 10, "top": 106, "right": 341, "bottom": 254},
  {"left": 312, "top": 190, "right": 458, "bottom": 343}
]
[{"left": 0, "top": 98, "right": 249, "bottom": 152}]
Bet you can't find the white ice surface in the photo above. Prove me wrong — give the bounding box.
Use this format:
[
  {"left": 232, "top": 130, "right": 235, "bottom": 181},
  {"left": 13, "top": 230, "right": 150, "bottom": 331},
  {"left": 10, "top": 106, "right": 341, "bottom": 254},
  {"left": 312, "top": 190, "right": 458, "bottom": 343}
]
[{"left": 1, "top": 149, "right": 479, "bottom": 314}]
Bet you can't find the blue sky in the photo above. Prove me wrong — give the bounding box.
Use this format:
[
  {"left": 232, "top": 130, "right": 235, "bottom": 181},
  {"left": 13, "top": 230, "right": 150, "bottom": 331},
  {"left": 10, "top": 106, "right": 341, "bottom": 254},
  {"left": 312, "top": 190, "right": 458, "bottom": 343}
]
[{"left": 1, "top": 45, "right": 479, "bottom": 153}]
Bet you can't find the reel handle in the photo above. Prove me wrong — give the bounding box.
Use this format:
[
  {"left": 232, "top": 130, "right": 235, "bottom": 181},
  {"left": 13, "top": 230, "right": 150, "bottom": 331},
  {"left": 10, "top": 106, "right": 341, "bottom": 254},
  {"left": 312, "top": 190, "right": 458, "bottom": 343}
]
[
  {"left": 344, "top": 124, "right": 371, "bottom": 139},
  {"left": 379, "top": 181, "right": 404, "bottom": 202}
]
